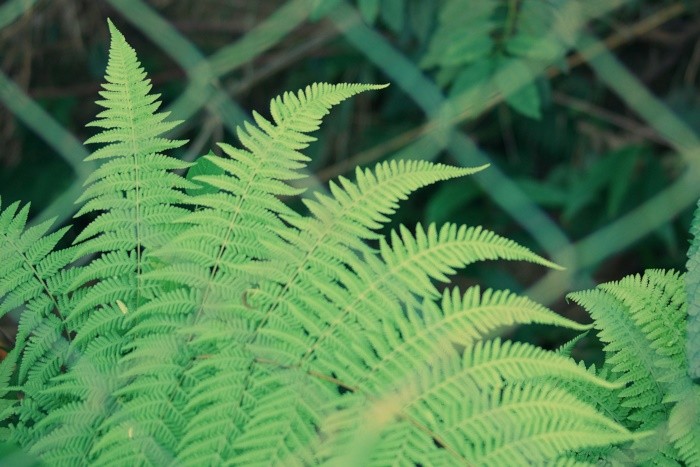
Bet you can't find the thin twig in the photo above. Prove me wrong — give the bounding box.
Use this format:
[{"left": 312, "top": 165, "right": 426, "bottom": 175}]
[
  {"left": 318, "top": 2, "right": 689, "bottom": 183},
  {"left": 254, "top": 356, "right": 470, "bottom": 464},
  {"left": 684, "top": 36, "right": 700, "bottom": 85},
  {"left": 559, "top": 2, "right": 687, "bottom": 72},
  {"left": 552, "top": 91, "right": 667, "bottom": 145}
]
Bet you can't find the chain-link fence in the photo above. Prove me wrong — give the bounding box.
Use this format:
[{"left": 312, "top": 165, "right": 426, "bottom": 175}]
[{"left": 1, "top": 0, "right": 698, "bottom": 339}]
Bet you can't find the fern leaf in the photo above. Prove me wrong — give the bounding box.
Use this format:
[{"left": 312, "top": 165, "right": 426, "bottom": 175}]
[
  {"left": 686, "top": 198, "right": 700, "bottom": 380},
  {"left": 248, "top": 161, "right": 486, "bottom": 359},
  {"left": 0, "top": 199, "right": 75, "bottom": 444},
  {"left": 71, "top": 18, "right": 192, "bottom": 314},
  {"left": 3, "top": 21, "right": 651, "bottom": 466},
  {"left": 91, "top": 83, "right": 389, "bottom": 465},
  {"left": 569, "top": 269, "right": 699, "bottom": 464},
  {"left": 300, "top": 222, "right": 566, "bottom": 373},
  {"left": 312, "top": 285, "right": 589, "bottom": 387},
  {"left": 667, "top": 385, "right": 700, "bottom": 466},
  {"left": 27, "top": 21, "right": 194, "bottom": 464},
  {"left": 314, "top": 350, "right": 633, "bottom": 466}
]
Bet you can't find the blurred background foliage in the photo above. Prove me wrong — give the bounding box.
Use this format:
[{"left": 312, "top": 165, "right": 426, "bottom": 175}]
[{"left": 2, "top": 0, "right": 700, "bottom": 365}]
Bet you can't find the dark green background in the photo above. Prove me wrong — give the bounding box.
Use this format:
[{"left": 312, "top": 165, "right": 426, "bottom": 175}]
[{"left": 2, "top": 0, "right": 700, "bottom": 364}]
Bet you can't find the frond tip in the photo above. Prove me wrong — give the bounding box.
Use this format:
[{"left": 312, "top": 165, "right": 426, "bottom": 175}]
[{"left": 0, "top": 20, "right": 656, "bottom": 467}]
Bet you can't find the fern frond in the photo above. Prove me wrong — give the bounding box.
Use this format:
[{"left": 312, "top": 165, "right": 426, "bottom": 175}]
[
  {"left": 377, "top": 222, "right": 559, "bottom": 300},
  {"left": 311, "top": 286, "right": 588, "bottom": 389},
  {"left": 24, "top": 22, "right": 195, "bottom": 464},
  {"left": 569, "top": 279, "right": 671, "bottom": 429},
  {"left": 248, "top": 161, "right": 486, "bottom": 356},
  {"left": 668, "top": 385, "right": 700, "bottom": 466},
  {"left": 3, "top": 21, "right": 652, "bottom": 466},
  {"left": 89, "top": 83, "right": 390, "bottom": 465},
  {"left": 569, "top": 269, "right": 699, "bottom": 464},
  {"left": 138, "top": 84, "right": 388, "bottom": 350},
  {"left": 599, "top": 270, "right": 686, "bottom": 373},
  {"left": 157, "top": 83, "right": 387, "bottom": 279},
  {"left": 300, "top": 222, "right": 565, "bottom": 374},
  {"left": 227, "top": 368, "right": 332, "bottom": 466},
  {"left": 686, "top": 198, "right": 700, "bottom": 380},
  {"left": 0, "top": 199, "right": 76, "bottom": 445},
  {"left": 71, "top": 19, "right": 192, "bottom": 315},
  {"left": 314, "top": 349, "right": 633, "bottom": 466},
  {"left": 76, "top": 19, "right": 190, "bottom": 251},
  {"left": 556, "top": 331, "right": 588, "bottom": 358}
]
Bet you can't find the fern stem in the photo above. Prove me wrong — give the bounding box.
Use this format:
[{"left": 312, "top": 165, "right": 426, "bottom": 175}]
[
  {"left": 504, "top": 0, "right": 520, "bottom": 41},
  {"left": 254, "top": 357, "right": 469, "bottom": 464}
]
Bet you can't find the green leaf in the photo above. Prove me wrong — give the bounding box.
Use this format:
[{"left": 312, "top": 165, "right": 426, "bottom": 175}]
[
  {"left": 185, "top": 151, "right": 225, "bottom": 197},
  {"left": 441, "top": 34, "right": 493, "bottom": 67},
  {"left": 358, "top": 0, "right": 379, "bottom": 24},
  {"left": 450, "top": 59, "right": 493, "bottom": 97},
  {"left": 506, "top": 34, "right": 562, "bottom": 62},
  {"left": 494, "top": 58, "right": 541, "bottom": 119}
]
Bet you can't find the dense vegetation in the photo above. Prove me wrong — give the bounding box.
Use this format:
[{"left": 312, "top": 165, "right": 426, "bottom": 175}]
[{"left": 1, "top": 0, "right": 699, "bottom": 464}]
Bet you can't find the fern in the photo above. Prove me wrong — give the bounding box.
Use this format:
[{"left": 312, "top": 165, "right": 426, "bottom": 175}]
[
  {"left": 687, "top": 198, "right": 700, "bottom": 381},
  {"left": 569, "top": 270, "right": 700, "bottom": 465},
  {"left": 0, "top": 22, "right": 649, "bottom": 465}
]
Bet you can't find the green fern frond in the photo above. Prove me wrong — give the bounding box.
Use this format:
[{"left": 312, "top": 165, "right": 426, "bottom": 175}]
[
  {"left": 72, "top": 19, "right": 192, "bottom": 309},
  {"left": 246, "top": 161, "right": 487, "bottom": 356},
  {"left": 91, "top": 83, "right": 391, "bottom": 465},
  {"left": 76, "top": 19, "right": 190, "bottom": 233},
  {"left": 556, "top": 331, "right": 589, "bottom": 358},
  {"left": 1, "top": 22, "right": 653, "bottom": 466},
  {"left": 569, "top": 278, "right": 672, "bottom": 429},
  {"left": 379, "top": 222, "right": 561, "bottom": 297},
  {"left": 310, "top": 285, "right": 589, "bottom": 388},
  {"left": 298, "top": 222, "right": 565, "bottom": 374},
  {"left": 0, "top": 198, "right": 76, "bottom": 447},
  {"left": 314, "top": 353, "right": 633, "bottom": 466},
  {"left": 686, "top": 198, "right": 700, "bottom": 380},
  {"left": 22, "top": 22, "right": 195, "bottom": 464},
  {"left": 64, "top": 29, "right": 194, "bottom": 431},
  {"left": 569, "top": 269, "right": 699, "bottom": 465},
  {"left": 600, "top": 270, "right": 686, "bottom": 372},
  {"left": 668, "top": 385, "right": 700, "bottom": 466}
]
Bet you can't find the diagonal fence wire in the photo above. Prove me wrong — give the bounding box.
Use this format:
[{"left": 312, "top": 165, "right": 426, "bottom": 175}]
[
  {"left": 0, "top": 70, "right": 93, "bottom": 226},
  {"left": 0, "top": 0, "right": 697, "bottom": 314},
  {"left": 0, "top": 0, "right": 37, "bottom": 31},
  {"left": 324, "top": 0, "right": 632, "bottom": 299},
  {"left": 108, "top": 0, "right": 312, "bottom": 131},
  {"left": 0, "top": 0, "right": 698, "bottom": 459},
  {"left": 529, "top": 31, "right": 700, "bottom": 303}
]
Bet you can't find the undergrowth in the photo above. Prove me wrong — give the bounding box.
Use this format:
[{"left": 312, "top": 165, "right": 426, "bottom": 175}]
[{"left": 0, "top": 20, "right": 698, "bottom": 466}]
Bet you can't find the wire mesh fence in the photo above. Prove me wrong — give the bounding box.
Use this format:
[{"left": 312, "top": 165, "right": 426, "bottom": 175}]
[
  {"left": 1, "top": 0, "right": 699, "bottom": 462},
  {"left": 1, "top": 0, "right": 699, "bottom": 374}
]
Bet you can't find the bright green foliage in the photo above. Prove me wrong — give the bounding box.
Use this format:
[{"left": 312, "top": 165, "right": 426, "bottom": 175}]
[
  {"left": 0, "top": 23, "right": 648, "bottom": 465},
  {"left": 569, "top": 269, "right": 700, "bottom": 465},
  {"left": 0, "top": 199, "right": 75, "bottom": 446}
]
